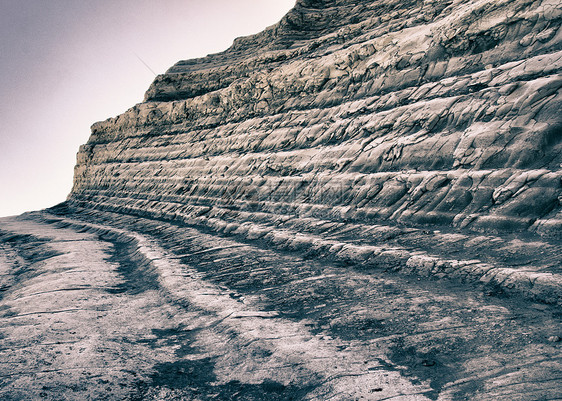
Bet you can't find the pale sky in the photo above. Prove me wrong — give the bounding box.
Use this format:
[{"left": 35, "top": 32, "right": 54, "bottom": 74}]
[{"left": 0, "top": 0, "right": 295, "bottom": 217}]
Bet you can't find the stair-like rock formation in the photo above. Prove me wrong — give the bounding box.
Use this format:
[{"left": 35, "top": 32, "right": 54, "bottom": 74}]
[
  {"left": 3, "top": 3, "right": 562, "bottom": 398},
  {"left": 66, "top": 0, "right": 562, "bottom": 303},
  {"left": 70, "top": 0, "right": 561, "bottom": 237}
]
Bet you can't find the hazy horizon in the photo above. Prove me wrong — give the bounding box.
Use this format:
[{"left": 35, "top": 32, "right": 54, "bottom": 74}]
[{"left": 0, "top": 0, "right": 295, "bottom": 217}]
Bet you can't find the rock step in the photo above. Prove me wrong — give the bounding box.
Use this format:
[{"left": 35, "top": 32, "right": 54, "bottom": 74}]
[
  {"left": 145, "top": 0, "right": 562, "bottom": 102},
  {"left": 70, "top": 165, "right": 562, "bottom": 235},
  {"left": 56, "top": 202, "right": 562, "bottom": 306},
  {"left": 85, "top": 51, "right": 562, "bottom": 145}
]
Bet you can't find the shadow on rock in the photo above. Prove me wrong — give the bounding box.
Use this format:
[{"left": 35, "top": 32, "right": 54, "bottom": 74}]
[{"left": 131, "top": 358, "right": 315, "bottom": 400}]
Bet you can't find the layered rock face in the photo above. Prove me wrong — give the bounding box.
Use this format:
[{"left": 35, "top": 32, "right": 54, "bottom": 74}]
[
  {"left": 3, "top": 3, "right": 562, "bottom": 398},
  {"left": 70, "top": 0, "right": 562, "bottom": 237}
]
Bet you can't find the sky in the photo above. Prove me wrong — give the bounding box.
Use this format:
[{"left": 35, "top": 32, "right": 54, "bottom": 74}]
[{"left": 0, "top": 0, "right": 295, "bottom": 217}]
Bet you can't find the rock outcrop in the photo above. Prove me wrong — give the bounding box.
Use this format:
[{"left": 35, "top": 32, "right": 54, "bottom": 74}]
[
  {"left": 70, "top": 0, "right": 562, "bottom": 239},
  {"left": 2, "top": 2, "right": 562, "bottom": 399}
]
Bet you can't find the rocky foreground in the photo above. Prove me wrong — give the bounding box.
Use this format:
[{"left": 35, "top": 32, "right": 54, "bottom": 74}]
[
  {"left": 1, "top": 0, "right": 562, "bottom": 399},
  {"left": 0, "top": 210, "right": 561, "bottom": 400}
]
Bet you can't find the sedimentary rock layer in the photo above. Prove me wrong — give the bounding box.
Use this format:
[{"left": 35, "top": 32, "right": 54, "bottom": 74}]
[
  {"left": 3, "top": 3, "right": 562, "bottom": 398},
  {"left": 70, "top": 0, "right": 562, "bottom": 239}
]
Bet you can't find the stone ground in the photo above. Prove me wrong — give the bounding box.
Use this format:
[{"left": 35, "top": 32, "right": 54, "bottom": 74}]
[{"left": 0, "top": 211, "right": 561, "bottom": 400}]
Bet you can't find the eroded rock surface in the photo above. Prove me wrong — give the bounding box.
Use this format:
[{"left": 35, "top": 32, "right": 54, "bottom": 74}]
[
  {"left": 71, "top": 0, "right": 562, "bottom": 237},
  {"left": 0, "top": 211, "right": 561, "bottom": 400},
  {"left": 2, "top": 0, "right": 562, "bottom": 399},
  {"left": 66, "top": 0, "right": 562, "bottom": 303}
]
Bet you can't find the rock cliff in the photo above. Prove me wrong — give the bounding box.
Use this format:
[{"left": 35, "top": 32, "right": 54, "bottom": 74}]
[
  {"left": 64, "top": 0, "right": 562, "bottom": 305},
  {"left": 2, "top": 1, "right": 562, "bottom": 399},
  {"left": 70, "top": 0, "right": 562, "bottom": 238}
]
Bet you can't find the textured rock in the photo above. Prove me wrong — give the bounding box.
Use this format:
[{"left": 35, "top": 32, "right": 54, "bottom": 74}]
[
  {"left": 69, "top": 0, "right": 562, "bottom": 241},
  {"left": 58, "top": 0, "right": 562, "bottom": 311},
  {"left": 4, "top": 3, "right": 562, "bottom": 398},
  {"left": 1, "top": 211, "right": 561, "bottom": 400}
]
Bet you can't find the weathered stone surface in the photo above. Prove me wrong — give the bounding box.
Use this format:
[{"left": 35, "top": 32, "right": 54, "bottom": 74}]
[
  {"left": 1, "top": 211, "right": 561, "bottom": 400},
  {"left": 70, "top": 0, "right": 562, "bottom": 240},
  {"left": 3, "top": 2, "right": 562, "bottom": 399},
  {"left": 63, "top": 0, "right": 562, "bottom": 303}
]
